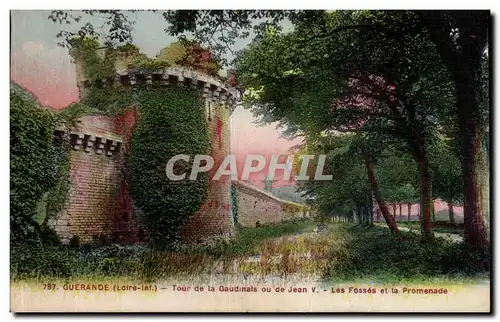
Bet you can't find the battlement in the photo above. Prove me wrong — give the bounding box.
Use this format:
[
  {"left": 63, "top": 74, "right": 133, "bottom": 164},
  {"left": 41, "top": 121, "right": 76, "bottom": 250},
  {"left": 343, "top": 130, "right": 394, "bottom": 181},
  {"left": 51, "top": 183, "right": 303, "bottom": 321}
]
[
  {"left": 52, "top": 42, "right": 238, "bottom": 245},
  {"left": 74, "top": 47, "right": 240, "bottom": 112}
]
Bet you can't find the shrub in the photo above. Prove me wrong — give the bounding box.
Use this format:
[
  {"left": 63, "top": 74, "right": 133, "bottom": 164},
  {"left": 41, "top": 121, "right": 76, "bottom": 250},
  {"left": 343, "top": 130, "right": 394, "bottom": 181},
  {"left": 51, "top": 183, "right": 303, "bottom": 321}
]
[
  {"left": 10, "top": 84, "right": 69, "bottom": 245},
  {"left": 323, "top": 225, "right": 489, "bottom": 283},
  {"left": 37, "top": 225, "right": 62, "bottom": 247},
  {"left": 10, "top": 242, "right": 78, "bottom": 280},
  {"left": 68, "top": 235, "right": 80, "bottom": 249}
]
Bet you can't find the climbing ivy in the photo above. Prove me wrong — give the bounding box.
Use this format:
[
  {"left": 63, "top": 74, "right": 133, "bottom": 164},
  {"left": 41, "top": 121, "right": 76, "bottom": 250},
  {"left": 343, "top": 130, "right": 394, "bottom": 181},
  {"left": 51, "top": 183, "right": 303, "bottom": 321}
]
[
  {"left": 81, "top": 87, "right": 134, "bottom": 115},
  {"left": 69, "top": 37, "right": 116, "bottom": 81},
  {"left": 10, "top": 84, "right": 72, "bottom": 245},
  {"left": 231, "top": 183, "right": 239, "bottom": 224},
  {"left": 127, "top": 88, "right": 210, "bottom": 247}
]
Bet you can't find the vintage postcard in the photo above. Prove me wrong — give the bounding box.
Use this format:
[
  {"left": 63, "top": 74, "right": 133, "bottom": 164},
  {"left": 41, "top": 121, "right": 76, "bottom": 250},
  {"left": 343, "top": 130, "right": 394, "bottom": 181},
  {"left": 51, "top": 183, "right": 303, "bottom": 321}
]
[{"left": 9, "top": 8, "right": 491, "bottom": 313}]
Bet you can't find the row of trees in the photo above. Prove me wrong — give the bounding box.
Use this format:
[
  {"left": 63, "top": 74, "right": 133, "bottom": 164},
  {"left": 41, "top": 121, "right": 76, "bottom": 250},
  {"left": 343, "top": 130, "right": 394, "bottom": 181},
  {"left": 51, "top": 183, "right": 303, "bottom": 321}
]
[
  {"left": 49, "top": 10, "right": 490, "bottom": 254},
  {"left": 292, "top": 132, "right": 461, "bottom": 226}
]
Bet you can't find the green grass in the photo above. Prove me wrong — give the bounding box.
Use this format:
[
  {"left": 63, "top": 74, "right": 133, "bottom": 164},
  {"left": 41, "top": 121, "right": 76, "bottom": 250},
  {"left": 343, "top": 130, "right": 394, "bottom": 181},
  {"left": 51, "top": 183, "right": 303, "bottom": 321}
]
[
  {"left": 321, "top": 224, "right": 488, "bottom": 285},
  {"left": 11, "top": 219, "right": 488, "bottom": 286},
  {"left": 10, "top": 218, "right": 317, "bottom": 282},
  {"left": 199, "top": 218, "right": 316, "bottom": 257}
]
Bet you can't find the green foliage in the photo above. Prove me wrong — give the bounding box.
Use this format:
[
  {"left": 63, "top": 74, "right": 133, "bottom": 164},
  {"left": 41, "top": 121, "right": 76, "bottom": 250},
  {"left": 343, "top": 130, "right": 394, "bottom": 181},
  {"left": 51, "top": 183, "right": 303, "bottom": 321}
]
[
  {"left": 69, "top": 235, "right": 80, "bottom": 249},
  {"left": 116, "top": 43, "right": 140, "bottom": 54},
  {"left": 295, "top": 134, "right": 372, "bottom": 224},
  {"left": 324, "top": 225, "right": 488, "bottom": 283},
  {"left": 127, "top": 56, "right": 171, "bottom": 70},
  {"left": 81, "top": 87, "right": 133, "bottom": 114},
  {"left": 157, "top": 42, "right": 187, "bottom": 64},
  {"left": 56, "top": 102, "right": 103, "bottom": 123},
  {"left": 200, "top": 219, "right": 315, "bottom": 257},
  {"left": 175, "top": 40, "right": 222, "bottom": 77},
  {"left": 37, "top": 225, "right": 62, "bottom": 247},
  {"left": 429, "top": 135, "right": 463, "bottom": 204},
  {"left": 231, "top": 182, "right": 239, "bottom": 224},
  {"left": 10, "top": 85, "right": 70, "bottom": 244},
  {"left": 11, "top": 243, "right": 77, "bottom": 279},
  {"left": 375, "top": 150, "right": 419, "bottom": 204},
  {"left": 128, "top": 88, "right": 210, "bottom": 247},
  {"left": 69, "top": 37, "right": 117, "bottom": 81}
]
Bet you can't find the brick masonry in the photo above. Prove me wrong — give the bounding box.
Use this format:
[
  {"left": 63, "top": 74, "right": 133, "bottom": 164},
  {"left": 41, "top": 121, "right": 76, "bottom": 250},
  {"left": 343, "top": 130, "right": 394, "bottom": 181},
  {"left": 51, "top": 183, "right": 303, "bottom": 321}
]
[
  {"left": 235, "top": 181, "right": 310, "bottom": 228},
  {"left": 49, "top": 65, "right": 238, "bottom": 244},
  {"left": 182, "top": 100, "right": 234, "bottom": 242},
  {"left": 47, "top": 115, "right": 131, "bottom": 243}
]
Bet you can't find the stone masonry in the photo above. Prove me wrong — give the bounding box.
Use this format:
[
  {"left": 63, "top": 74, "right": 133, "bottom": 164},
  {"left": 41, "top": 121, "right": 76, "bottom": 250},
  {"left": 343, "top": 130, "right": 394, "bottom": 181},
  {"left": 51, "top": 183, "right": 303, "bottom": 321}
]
[{"left": 49, "top": 48, "right": 239, "bottom": 244}]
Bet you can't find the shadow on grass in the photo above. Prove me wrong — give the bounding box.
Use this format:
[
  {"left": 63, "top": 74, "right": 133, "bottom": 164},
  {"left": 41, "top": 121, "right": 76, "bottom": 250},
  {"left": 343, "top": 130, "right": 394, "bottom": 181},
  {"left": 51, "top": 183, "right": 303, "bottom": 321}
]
[{"left": 321, "top": 224, "right": 490, "bottom": 285}]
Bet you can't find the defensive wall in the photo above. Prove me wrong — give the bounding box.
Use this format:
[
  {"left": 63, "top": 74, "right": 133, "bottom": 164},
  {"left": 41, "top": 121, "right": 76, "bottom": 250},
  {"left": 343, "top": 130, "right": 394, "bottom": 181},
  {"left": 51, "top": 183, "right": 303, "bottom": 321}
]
[{"left": 48, "top": 46, "right": 309, "bottom": 245}]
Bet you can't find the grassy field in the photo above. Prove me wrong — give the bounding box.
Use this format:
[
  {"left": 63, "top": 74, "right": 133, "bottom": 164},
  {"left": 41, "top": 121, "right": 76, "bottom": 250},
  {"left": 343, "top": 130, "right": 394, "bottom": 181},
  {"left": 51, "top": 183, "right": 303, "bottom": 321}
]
[{"left": 11, "top": 219, "right": 488, "bottom": 285}]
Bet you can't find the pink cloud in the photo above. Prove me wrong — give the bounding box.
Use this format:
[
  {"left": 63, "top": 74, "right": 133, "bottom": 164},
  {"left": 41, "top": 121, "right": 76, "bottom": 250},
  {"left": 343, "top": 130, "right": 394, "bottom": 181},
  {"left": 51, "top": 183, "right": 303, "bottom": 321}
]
[{"left": 10, "top": 41, "right": 78, "bottom": 109}]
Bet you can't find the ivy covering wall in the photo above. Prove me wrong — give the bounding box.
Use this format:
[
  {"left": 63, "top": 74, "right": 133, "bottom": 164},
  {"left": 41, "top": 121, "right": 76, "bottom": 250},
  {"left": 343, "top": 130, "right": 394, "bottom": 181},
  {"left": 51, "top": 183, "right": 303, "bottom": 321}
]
[
  {"left": 127, "top": 88, "right": 210, "bottom": 247},
  {"left": 231, "top": 182, "right": 239, "bottom": 224}
]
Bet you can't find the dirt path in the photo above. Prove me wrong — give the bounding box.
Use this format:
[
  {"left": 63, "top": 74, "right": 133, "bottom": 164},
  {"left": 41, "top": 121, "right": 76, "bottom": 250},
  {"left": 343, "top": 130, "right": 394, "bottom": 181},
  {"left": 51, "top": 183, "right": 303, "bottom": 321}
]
[{"left": 375, "top": 223, "right": 463, "bottom": 242}]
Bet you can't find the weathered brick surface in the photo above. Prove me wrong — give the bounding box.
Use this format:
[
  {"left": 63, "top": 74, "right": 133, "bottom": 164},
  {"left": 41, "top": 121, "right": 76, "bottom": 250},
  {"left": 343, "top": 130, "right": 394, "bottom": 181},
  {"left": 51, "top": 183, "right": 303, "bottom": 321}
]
[
  {"left": 182, "top": 100, "right": 234, "bottom": 242},
  {"left": 235, "top": 181, "right": 312, "bottom": 227},
  {"left": 50, "top": 96, "right": 234, "bottom": 244},
  {"left": 48, "top": 115, "right": 124, "bottom": 243},
  {"left": 52, "top": 58, "right": 238, "bottom": 244},
  {"left": 236, "top": 181, "right": 284, "bottom": 227}
]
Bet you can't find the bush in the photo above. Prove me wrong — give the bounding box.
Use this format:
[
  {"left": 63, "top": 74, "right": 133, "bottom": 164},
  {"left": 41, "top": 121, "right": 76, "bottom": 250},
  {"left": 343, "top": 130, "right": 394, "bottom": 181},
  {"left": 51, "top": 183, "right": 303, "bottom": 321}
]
[
  {"left": 68, "top": 236, "right": 80, "bottom": 249},
  {"left": 37, "top": 225, "right": 62, "bottom": 247},
  {"left": 323, "top": 225, "right": 489, "bottom": 283},
  {"left": 10, "top": 84, "right": 70, "bottom": 244},
  {"left": 10, "top": 242, "right": 78, "bottom": 280}
]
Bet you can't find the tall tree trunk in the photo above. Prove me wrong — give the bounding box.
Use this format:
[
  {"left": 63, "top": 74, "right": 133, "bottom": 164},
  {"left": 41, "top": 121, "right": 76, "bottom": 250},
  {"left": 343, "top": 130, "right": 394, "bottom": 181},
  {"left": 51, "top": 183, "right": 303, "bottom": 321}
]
[
  {"left": 407, "top": 203, "right": 412, "bottom": 222},
  {"left": 414, "top": 149, "right": 433, "bottom": 240},
  {"left": 421, "top": 10, "right": 489, "bottom": 253},
  {"left": 448, "top": 200, "right": 455, "bottom": 223},
  {"left": 362, "top": 151, "right": 399, "bottom": 234},
  {"left": 399, "top": 203, "right": 402, "bottom": 217},
  {"left": 392, "top": 203, "right": 397, "bottom": 219},
  {"left": 457, "top": 75, "right": 489, "bottom": 253},
  {"left": 368, "top": 205, "right": 373, "bottom": 227}
]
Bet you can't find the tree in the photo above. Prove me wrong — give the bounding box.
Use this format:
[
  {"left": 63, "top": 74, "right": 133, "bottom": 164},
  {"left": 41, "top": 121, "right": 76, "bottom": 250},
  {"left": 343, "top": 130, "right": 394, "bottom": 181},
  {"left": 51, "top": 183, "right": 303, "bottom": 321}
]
[
  {"left": 417, "top": 11, "right": 490, "bottom": 252},
  {"left": 376, "top": 150, "right": 419, "bottom": 222},
  {"left": 233, "top": 11, "right": 459, "bottom": 240},
  {"left": 429, "top": 135, "right": 463, "bottom": 223},
  {"left": 294, "top": 133, "right": 399, "bottom": 233}
]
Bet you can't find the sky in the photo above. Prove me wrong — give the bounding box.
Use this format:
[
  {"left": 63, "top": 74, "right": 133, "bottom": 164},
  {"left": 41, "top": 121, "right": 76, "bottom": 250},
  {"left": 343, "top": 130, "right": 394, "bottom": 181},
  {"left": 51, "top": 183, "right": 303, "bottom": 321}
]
[{"left": 10, "top": 10, "right": 301, "bottom": 188}]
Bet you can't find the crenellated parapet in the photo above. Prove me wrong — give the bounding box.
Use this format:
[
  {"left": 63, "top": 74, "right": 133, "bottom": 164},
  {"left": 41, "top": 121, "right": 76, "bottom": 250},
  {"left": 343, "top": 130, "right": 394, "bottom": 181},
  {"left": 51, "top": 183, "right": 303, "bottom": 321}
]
[
  {"left": 69, "top": 132, "right": 122, "bottom": 156},
  {"left": 55, "top": 116, "right": 124, "bottom": 157},
  {"left": 56, "top": 43, "right": 237, "bottom": 245},
  {"left": 74, "top": 47, "right": 240, "bottom": 113}
]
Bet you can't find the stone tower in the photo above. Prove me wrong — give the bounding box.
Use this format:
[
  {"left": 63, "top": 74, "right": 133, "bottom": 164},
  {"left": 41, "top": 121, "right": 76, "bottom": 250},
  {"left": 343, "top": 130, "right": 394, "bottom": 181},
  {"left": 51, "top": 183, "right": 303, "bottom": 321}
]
[{"left": 48, "top": 45, "right": 239, "bottom": 244}]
